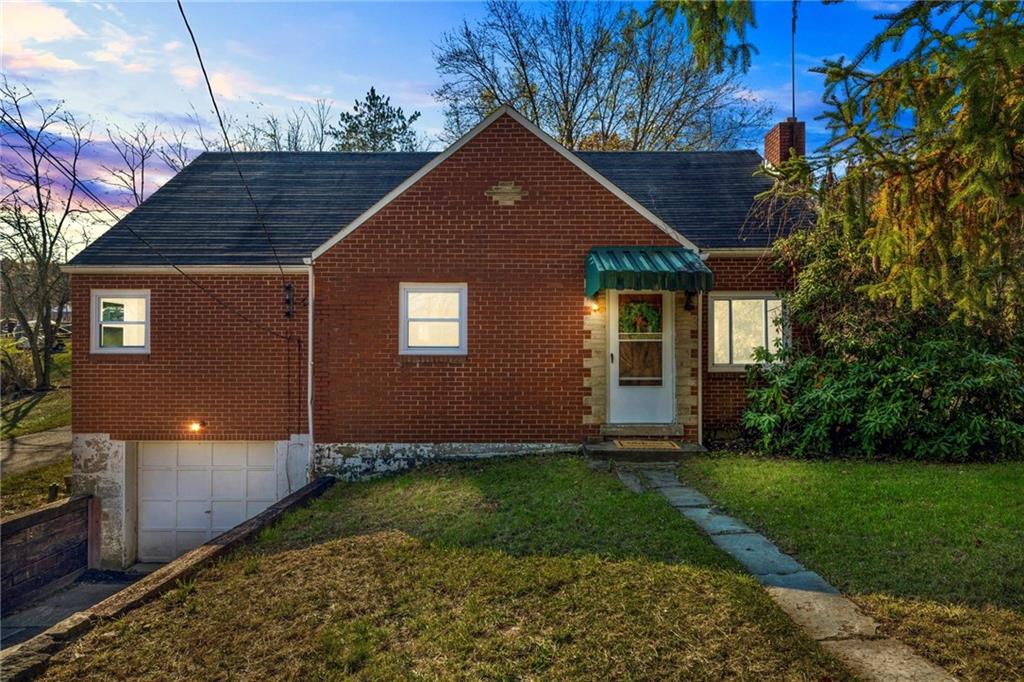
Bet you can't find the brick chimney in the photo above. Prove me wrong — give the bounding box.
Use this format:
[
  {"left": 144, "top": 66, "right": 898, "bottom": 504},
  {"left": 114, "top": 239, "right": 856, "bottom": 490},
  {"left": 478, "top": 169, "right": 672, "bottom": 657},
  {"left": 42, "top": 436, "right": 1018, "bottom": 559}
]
[{"left": 764, "top": 117, "right": 806, "bottom": 166}]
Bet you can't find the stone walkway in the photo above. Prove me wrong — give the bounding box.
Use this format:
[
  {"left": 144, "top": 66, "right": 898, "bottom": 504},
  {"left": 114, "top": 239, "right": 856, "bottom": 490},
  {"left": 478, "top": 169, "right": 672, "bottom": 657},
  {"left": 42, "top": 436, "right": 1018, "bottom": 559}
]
[{"left": 616, "top": 462, "right": 956, "bottom": 682}]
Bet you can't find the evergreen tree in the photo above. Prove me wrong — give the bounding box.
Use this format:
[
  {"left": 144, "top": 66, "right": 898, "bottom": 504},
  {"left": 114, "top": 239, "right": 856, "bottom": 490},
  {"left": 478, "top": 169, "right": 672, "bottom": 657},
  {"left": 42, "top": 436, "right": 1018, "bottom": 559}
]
[{"left": 329, "top": 88, "right": 422, "bottom": 152}]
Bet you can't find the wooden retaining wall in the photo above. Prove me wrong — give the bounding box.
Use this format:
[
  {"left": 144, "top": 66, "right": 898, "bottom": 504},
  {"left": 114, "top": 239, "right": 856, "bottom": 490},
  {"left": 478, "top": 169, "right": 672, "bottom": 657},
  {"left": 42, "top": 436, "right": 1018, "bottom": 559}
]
[{"left": 1, "top": 495, "right": 99, "bottom": 615}]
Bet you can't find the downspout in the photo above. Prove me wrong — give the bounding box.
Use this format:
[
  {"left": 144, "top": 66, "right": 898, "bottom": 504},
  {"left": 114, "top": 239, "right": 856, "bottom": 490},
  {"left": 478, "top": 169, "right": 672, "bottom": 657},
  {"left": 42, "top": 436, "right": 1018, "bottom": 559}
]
[
  {"left": 698, "top": 250, "right": 709, "bottom": 448},
  {"left": 697, "top": 292, "right": 704, "bottom": 447},
  {"left": 304, "top": 257, "right": 315, "bottom": 480}
]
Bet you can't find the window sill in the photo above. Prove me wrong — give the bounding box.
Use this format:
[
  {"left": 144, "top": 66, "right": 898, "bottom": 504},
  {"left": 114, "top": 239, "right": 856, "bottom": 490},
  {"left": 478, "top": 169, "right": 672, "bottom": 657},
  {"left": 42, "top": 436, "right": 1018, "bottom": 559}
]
[{"left": 398, "top": 355, "right": 467, "bottom": 366}]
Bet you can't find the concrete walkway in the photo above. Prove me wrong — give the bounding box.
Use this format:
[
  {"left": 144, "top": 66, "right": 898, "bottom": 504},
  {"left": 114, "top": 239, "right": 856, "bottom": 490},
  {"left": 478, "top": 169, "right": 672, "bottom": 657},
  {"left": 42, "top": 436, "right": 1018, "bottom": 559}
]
[
  {"left": 616, "top": 462, "right": 956, "bottom": 682},
  {"left": 1, "top": 426, "right": 71, "bottom": 476},
  {"left": 0, "top": 571, "right": 141, "bottom": 649}
]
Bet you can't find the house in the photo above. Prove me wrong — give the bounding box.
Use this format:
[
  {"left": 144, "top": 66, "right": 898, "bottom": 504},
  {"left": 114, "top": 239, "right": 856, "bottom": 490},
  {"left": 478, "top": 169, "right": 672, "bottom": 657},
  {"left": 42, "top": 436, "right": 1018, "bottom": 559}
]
[{"left": 64, "top": 107, "right": 804, "bottom": 567}]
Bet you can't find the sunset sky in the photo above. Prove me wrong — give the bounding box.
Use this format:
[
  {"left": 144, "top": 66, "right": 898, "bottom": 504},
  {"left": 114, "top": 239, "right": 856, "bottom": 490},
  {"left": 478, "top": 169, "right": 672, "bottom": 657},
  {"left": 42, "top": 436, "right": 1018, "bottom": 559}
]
[{"left": 3, "top": 0, "right": 911, "bottom": 213}]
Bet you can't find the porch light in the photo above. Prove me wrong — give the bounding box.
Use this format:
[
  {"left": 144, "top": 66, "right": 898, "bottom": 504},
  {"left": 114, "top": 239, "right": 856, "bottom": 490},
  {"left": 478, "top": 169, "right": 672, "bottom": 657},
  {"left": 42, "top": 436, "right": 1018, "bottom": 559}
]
[
  {"left": 586, "top": 297, "right": 599, "bottom": 313},
  {"left": 188, "top": 421, "right": 206, "bottom": 433}
]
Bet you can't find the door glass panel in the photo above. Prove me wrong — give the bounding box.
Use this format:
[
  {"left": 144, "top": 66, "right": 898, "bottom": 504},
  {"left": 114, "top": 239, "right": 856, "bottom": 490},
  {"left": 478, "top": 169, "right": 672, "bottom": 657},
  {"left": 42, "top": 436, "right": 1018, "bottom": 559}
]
[{"left": 618, "top": 295, "right": 663, "bottom": 386}]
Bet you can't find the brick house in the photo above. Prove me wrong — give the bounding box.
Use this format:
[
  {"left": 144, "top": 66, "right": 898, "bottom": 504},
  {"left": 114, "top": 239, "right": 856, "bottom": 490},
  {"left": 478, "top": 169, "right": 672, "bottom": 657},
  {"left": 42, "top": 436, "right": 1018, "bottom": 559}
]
[{"left": 64, "top": 107, "right": 802, "bottom": 566}]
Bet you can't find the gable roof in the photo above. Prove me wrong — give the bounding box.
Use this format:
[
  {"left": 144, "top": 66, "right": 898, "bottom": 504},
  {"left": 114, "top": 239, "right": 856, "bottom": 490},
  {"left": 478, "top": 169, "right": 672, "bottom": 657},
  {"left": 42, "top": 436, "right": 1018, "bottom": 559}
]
[
  {"left": 310, "top": 107, "right": 698, "bottom": 258},
  {"left": 67, "top": 112, "right": 781, "bottom": 269}
]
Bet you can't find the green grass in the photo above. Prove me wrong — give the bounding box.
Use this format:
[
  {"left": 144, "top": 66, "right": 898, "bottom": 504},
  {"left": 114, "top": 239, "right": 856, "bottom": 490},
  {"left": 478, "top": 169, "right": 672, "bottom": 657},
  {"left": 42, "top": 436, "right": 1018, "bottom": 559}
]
[
  {"left": 681, "top": 454, "right": 1024, "bottom": 681},
  {"left": 2, "top": 388, "right": 71, "bottom": 438},
  {"left": 2, "top": 343, "right": 72, "bottom": 438},
  {"left": 44, "top": 456, "right": 851, "bottom": 681},
  {"left": 0, "top": 456, "right": 71, "bottom": 516}
]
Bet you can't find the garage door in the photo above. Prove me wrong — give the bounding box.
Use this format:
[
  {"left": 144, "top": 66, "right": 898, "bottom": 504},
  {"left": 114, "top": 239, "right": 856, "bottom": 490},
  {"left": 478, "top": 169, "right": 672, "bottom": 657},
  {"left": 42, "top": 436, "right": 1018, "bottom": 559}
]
[{"left": 138, "top": 441, "right": 277, "bottom": 562}]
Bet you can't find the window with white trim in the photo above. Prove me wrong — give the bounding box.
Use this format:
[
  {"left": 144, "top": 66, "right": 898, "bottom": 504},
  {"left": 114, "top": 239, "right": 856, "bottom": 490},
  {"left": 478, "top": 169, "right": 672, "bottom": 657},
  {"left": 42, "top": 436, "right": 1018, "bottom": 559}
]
[
  {"left": 710, "top": 294, "right": 784, "bottom": 369},
  {"left": 91, "top": 290, "right": 150, "bottom": 354},
  {"left": 399, "top": 283, "right": 467, "bottom": 355}
]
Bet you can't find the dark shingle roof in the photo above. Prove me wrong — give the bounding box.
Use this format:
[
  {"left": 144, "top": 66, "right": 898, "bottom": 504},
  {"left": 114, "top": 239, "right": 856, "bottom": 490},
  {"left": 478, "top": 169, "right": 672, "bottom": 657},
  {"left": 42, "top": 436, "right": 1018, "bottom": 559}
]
[
  {"left": 69, "top": 148, "right": 777, "bottom": 266},
  {"left": 578, "top": 150, "right": 776, "bottom": 248}
]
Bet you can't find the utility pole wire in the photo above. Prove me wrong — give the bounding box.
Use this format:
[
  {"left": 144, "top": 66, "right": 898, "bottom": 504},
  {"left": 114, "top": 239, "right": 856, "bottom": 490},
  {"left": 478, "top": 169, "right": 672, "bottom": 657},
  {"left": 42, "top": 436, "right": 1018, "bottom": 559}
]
[
  {"left": 0, "top": 109, "right": 295, "bottom": 343},
  {"left": 176, "top": 0, "right": 288, "bottom": 288}
]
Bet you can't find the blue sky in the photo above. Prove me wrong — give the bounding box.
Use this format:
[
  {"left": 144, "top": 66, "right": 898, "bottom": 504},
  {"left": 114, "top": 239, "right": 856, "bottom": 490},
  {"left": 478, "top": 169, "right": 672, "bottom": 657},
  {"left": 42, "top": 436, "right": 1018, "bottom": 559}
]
[{"left": 5, "top": 0, "right": 909, "bottom": 181}]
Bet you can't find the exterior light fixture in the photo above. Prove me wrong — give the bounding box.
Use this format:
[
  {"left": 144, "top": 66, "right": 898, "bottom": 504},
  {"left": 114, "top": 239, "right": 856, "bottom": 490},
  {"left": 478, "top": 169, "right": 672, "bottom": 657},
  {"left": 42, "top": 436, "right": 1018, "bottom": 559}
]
[
  {"left": 586, "top": 297, "right": 600, "bottom": 313},
  {"left": 188, "top": 421, "right": 206, "bottom": 433}
]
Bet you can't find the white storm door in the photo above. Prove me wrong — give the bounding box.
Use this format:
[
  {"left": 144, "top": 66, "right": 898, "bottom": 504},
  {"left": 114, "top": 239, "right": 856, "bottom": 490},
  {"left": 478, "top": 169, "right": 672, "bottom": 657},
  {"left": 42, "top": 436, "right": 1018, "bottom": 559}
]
[
  {"left": 138, "top": 441, "right": 277, "bottom": 562},
  {"left": 608, "top": 291, "right": 675, "bottom": 423}
]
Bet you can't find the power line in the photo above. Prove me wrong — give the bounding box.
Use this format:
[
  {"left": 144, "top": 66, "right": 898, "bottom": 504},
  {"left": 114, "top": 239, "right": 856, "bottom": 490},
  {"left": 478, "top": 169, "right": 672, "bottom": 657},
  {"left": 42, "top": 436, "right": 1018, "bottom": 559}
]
[
  {"left": 176, "top": 0, "right": 288, "bottom": 290},
  {"left": 0, "top": 110, "right": 295, "bottom": 343}
]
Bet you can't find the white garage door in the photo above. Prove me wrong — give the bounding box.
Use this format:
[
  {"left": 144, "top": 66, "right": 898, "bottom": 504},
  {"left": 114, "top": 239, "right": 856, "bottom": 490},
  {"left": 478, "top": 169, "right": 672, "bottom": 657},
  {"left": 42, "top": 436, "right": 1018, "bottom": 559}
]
[{"left": 138, "top": 441, "right": 278, "bottom": 562}]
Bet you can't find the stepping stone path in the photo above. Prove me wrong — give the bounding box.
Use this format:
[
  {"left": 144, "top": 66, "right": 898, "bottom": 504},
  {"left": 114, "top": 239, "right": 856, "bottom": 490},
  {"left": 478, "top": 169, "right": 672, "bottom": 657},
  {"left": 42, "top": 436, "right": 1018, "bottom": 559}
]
[{"left": 614, "top": 462, "right": 956, "bottom": 682}]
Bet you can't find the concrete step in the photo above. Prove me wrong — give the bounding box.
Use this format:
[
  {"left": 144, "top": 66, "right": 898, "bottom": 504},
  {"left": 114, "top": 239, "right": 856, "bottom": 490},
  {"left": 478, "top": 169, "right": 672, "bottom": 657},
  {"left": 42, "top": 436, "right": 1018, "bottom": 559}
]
[{"left": 583, "top": 440, "right": 705, "bottom": 462}]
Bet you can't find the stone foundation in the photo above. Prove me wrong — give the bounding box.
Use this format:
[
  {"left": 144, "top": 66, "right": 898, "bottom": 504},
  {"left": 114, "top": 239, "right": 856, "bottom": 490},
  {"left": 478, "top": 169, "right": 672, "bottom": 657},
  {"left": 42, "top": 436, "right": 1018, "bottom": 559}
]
[
  {"left": 313, "top": 442, "right": 579, "bottom": 481},
  {"left": 71, "top": 434, "right": 135, "bottom": 569}
]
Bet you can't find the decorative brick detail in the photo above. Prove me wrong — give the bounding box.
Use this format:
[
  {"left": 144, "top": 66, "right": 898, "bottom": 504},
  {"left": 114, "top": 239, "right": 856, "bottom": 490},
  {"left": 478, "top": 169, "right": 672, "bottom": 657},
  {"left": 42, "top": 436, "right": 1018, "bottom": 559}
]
[
  {"left": 582, "top": 292, "right": 607, "bottom": 425},
  {"left": 674, "top": 295, "right": 699, "bottom": 440},
  {"left": 484, "top": 180, "right": 528, "bottom": 206}
]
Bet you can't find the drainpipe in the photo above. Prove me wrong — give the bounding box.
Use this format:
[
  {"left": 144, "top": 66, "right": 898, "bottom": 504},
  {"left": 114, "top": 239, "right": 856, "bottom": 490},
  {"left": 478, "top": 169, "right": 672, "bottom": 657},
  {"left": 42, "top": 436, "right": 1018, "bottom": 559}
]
[
  {"left": 697, "top": 292, "right": 704, "bottom": 447},
  {"left": 304, "top": 257, "right": 315, "bottom": 480}
]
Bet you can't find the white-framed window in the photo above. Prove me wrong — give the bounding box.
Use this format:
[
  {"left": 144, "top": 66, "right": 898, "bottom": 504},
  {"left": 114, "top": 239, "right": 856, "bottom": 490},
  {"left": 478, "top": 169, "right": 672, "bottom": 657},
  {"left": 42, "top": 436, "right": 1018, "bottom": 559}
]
[
  {"left": 90, "top": 290, "right": 150, "bottom": 354},
  {"left": 399, "top": 283, "right": 467, "bottom": 355},
  {"left": 709, "top": 293, "right": 784, "bottom": 370}
]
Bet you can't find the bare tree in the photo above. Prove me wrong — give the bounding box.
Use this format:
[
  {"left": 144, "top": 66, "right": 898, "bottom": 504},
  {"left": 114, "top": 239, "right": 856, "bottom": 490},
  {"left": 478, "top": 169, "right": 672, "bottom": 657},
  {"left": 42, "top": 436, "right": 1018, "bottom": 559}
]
[
  {"left": 303, "top": 99, "right": 333, "bottom": 152},
  {"left": 157, "top": 127, "right": 196, "bottom": 172},
  {"left": 435, "top": 0, "right": 771, "bottom": 150},
  {"left": 0, "top": 79, "right": 92, "bottom": 391},
  {"left": 102, "top": 123, "right": 160, "bottom": 206}
]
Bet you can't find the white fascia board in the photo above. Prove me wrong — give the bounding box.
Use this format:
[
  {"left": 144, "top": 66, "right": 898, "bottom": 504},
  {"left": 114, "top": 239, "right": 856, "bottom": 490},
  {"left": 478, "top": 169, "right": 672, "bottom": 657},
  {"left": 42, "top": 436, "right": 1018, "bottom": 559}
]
[{"left": 310, "top": 105, "right": 699, "bottom": 260}]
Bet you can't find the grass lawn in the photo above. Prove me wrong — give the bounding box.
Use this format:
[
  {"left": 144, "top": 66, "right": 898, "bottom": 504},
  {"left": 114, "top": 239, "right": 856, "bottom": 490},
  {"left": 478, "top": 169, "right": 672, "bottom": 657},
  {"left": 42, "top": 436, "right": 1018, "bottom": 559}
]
[
  {"left": 44, "top": 456, "right": 851, "bottom": 681},
  {"left": 0, "top": 456, "right": 71, "bottom": 517},
  {"left": 2, "top": 388, "right": 71, "bottom": 438},
  {"left": 681, "top": 454, "right": 1024, "bottom": 682},
  {"left": 2, "top": 343, "right": 72, "bottom": 438}
]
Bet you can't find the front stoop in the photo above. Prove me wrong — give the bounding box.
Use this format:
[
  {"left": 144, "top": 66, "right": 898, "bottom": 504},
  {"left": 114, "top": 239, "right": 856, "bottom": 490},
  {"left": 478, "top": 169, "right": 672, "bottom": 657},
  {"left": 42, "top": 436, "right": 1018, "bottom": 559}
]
[
  {"left": 619, "top": 464, "right": 957, "bottom": 682},
  {"left": 583, "top": 440, "right": 705, "bottom": 463}
]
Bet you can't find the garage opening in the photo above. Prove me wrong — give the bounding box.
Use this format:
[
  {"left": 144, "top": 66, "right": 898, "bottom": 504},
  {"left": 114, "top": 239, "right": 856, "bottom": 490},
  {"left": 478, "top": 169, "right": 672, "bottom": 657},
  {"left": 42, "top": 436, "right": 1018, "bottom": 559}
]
[{"left": 137, "top": 441, "right": 278, "bottom": 562}]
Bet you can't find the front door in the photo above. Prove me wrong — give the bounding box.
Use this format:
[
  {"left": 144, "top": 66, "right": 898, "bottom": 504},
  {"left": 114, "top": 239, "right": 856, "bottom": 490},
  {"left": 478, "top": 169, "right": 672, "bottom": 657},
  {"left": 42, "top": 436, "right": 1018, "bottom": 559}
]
[{"left": 609, "top": 291, "right": 675, "bottom": 423}]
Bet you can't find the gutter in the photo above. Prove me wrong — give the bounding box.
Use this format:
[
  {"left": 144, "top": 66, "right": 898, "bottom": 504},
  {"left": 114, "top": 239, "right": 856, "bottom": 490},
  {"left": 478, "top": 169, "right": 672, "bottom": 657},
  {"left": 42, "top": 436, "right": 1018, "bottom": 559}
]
[
  {"left": 304, "top": 257, "right": 315, "bottom": 476},
  {"left": 60, "top": 264, "right": 309, "bottom": 275}
]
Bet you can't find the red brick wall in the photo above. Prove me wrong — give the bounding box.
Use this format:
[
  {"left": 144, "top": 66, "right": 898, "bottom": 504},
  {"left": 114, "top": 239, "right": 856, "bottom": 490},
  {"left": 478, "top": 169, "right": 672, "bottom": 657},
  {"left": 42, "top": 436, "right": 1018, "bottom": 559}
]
[
  {"left": 701, "top": 255, "right": 792, "bottom": 433},
  {"left": 764, "top": 118, "right": 806, "bottom": 166},
  {"left": 313, "top": 114, "right": 678, "bottom": 443},
  {"left": 71, "top": 274, "right": 307, "bottom": 441}
]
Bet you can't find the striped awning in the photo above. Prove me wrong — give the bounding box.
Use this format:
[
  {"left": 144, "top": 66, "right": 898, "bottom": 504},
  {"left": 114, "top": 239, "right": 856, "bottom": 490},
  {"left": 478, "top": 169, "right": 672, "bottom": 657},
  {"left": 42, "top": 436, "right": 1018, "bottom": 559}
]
[{"left": 585, "top": 247, "right": 713, "bottom": 297}]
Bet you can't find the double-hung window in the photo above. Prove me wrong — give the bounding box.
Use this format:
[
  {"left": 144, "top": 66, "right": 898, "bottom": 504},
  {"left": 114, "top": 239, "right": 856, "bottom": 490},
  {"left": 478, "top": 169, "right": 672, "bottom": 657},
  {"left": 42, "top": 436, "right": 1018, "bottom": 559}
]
[
  {"left": 91, "top": 290, "right": 150, "bottom": 354},
  {"left": 710, "top": 293, "right": 784, "bottom": 370},
  {"left": 399, "top": 283, "right": 467, "bottom": 355}
]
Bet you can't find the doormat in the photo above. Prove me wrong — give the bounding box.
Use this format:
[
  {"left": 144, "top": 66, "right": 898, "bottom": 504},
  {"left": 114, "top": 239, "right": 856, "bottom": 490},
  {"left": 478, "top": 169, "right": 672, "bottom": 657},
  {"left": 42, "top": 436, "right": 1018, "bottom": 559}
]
[{"left": 613, "top": 439, "right": 680, "bottom": 450}]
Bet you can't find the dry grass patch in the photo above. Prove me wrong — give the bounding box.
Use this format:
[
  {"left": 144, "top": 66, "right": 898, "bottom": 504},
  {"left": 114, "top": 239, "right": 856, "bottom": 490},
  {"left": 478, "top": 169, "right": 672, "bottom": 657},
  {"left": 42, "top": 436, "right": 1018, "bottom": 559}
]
[
  {"left": 43, "top": 456, "right": 851, "bottom": 680},
  {"left": 47, "top": 532, "right": 847, "bottom": 681}
]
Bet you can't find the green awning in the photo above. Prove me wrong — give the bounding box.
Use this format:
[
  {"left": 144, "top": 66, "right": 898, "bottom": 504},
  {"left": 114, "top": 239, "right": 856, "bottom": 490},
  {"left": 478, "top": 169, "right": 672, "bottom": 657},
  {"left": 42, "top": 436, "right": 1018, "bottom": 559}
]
[{"left": 585, "top": 247, "right": 713, "bottom": 297}]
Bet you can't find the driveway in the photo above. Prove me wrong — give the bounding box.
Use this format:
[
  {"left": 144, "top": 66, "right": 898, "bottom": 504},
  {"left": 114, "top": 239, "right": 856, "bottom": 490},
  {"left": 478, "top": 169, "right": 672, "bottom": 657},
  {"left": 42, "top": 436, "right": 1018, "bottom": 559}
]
[{"left": 1, "top": 426, "right": 72, "bottom": 476}]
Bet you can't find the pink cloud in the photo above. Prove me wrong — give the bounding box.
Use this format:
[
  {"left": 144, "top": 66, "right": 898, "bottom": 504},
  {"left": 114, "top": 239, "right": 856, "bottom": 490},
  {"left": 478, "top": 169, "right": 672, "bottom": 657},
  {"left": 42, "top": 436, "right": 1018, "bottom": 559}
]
[{"left": 2, "top": 1, "right": 86, "bottom": 74}]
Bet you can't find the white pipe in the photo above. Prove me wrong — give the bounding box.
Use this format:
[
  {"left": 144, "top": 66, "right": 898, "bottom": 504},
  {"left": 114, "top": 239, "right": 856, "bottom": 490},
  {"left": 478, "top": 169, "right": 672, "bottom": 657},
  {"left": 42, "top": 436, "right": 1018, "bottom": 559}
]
[
  {"left": 305, "top": 259, "right": 315, "bottom": 480},
  {"left": 697, "top": 292, "right": 704, "bottom": 447}
]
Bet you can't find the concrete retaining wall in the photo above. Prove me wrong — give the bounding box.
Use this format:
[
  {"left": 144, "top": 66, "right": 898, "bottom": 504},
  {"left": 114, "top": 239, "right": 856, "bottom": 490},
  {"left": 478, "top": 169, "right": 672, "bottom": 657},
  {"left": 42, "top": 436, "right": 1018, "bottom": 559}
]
[
  {"left": 313, "top": 442, "right": 578, "bottom": 481},
  {"left": 1, "top": 495, "right": 98, "bottom": 616}
]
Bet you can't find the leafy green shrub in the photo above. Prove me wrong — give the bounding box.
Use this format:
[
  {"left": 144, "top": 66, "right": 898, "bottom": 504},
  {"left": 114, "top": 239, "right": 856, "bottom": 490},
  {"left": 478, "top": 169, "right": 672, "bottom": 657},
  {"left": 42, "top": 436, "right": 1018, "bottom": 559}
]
[{"left": 744, "top": 334, "right": 1024, "bottom": 461}]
